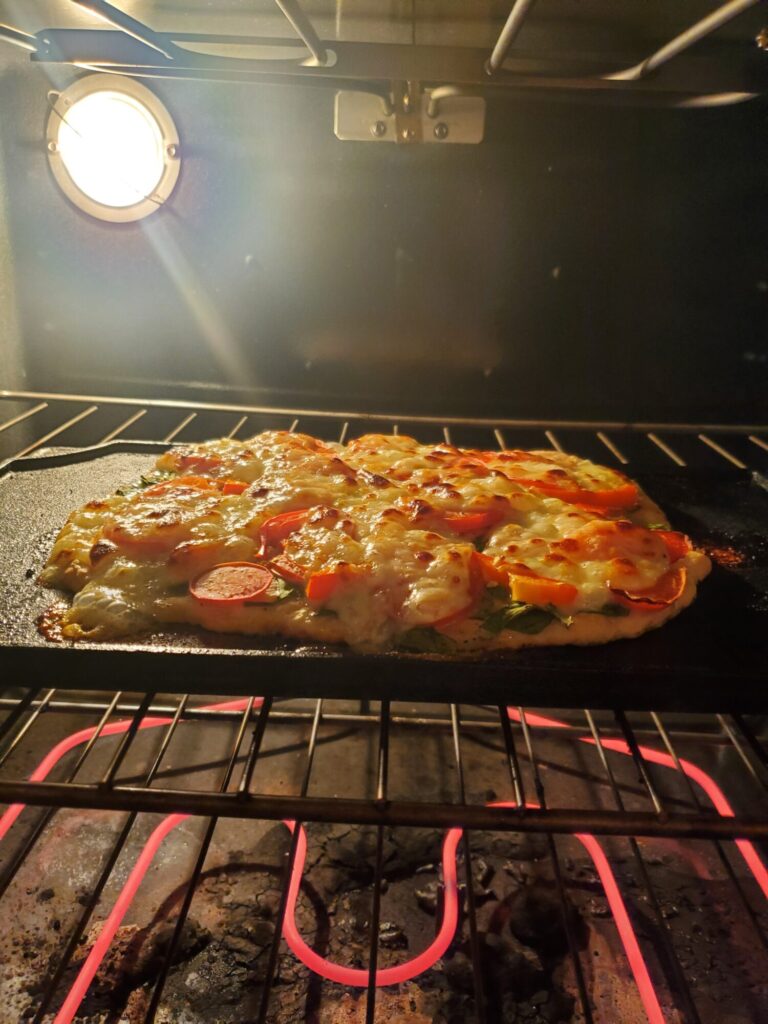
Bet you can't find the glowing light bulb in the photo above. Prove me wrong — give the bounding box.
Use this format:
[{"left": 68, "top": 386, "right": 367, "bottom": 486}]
[
  {"left": 48, "top": 76, "right": 180, "bottom": 221},
  {"left": 57, "top": 90, "right": 165, "bottom": 208}
]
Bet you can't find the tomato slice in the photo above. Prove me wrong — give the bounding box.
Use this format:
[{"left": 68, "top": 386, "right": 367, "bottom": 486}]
[
  {"left": 270, "top": 554, "right": 307, "bottom": 586},
  {"left": 471, "top": 550, "right": 509, "bottom": 586},
  {"left": 190, "top": 562, "right": 275, "bottom": 605},
  {"left": 431, "top": 509, "right": 502, "bottom": 535},
  {"left": 611, "top": 566, "right": 687, "bottom": 611},
  {"left": 657, "top": 530, "right": 692, "bottom": 563},
  {"left": 509, "top": 574, "right": 578, "bottom": 607},
  {"left": 260, "top": 508, "right": 311, "bottom": 549},
  {"left": 526, "top": 479, "right": 639, "bottom": 509},
  {"left": 141, "top": 475, "right": 216, "bottom": 498},
  {"left": 219, "top": 479, "right": 248, "bottom": 496},
  {"left": 175, "top": 453, "right": 223, "bottom": 473},
  {"left": 306, "top": 565, "right": 367, "bottom": 603}
]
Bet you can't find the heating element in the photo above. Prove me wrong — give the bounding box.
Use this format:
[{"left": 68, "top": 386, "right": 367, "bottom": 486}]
[{"left": 1, "top": 693, "right": 768, "bottom": 1023}]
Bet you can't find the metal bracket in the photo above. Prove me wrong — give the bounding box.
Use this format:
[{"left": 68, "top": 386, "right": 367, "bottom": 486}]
[{"left": 334, "top": 87, "right": 486, "bottom": 144}]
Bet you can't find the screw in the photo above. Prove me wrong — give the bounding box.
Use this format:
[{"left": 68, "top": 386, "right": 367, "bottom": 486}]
[
  {"left": 47, "top": 141, "right": 57, "bottom": 154},
  {"left": 370, "top": 120, "right": 387, "bottom": 138},
  {"left": 434, "top": 122, "right": 449, "bottom": 140},
  {"left": 401, "top": 128, "right": 416, "bottom": 142},
  {"left": 166, "top": 143, "right": 178, "bottom": 158}
]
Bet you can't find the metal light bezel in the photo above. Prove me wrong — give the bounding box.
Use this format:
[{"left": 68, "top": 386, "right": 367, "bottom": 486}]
[{"left": 46, "top": 74, "right": 180, "bottom": 224}]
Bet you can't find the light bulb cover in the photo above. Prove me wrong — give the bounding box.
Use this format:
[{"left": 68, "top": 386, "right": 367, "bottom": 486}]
[{"left": 47, "top": 74, "right": 180, "bottom": 223}]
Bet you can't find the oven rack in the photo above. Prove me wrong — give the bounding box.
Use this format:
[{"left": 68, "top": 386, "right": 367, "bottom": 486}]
[
  {"left": 1, "top": 0, "right": 767, "bottom": 106},
  {"left": 0, "top": 691, "right": 767, "bottom": 1024},
  {"left": 1, "top": 387, "right": 767, "bottom": 472}
]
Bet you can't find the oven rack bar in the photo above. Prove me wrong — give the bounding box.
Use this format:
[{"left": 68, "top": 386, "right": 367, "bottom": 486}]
[
  {"left": 1, "top": 778, "right": 765, "bottom": 840},
  {"left": 0, "top": 693, "right": 751, "bottom": 742},
  {"left": 2, "top": 690, "right": 767, "bottom": 1023},
  {"left": 1, "top": 388, "right": 766, "bottom": 472},
  {"left": 3, "top": 2, "right": 765, "bottom": 105},
  {"left": 3, "top": 386, "right": 767, "bottom": 432},
  {"left": 487, "top": 0, "right": 762, "bottom": 88},
  {"left": 1, "top": 691, "right": 767, "bottom": 842}
]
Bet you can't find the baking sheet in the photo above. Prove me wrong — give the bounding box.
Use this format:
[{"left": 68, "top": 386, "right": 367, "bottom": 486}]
[{"left": 1, "top": 442, "right": 766, "bottom": 711}]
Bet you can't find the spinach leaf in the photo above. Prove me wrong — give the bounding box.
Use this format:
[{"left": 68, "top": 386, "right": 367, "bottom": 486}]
[
  {"left": 545, "top": 604, "right": 574, "bottom": 628},
  {"left": 116, "top": 470, "right": 174, "bottom": 498},
  {"left": 584, "top": 602, "right": 630, "bottom": 617},
  {"left": 482, "top": 602, "right": 556, "bottom": 635},
  {"left": 244, "top": 576, "right": 300, "bottom": 606},
  {"left": 271, "top": 576, "right": 300, "bottom": 602},
  {"left": 471, "top": 584, "right": 510, "bottom": 620},
  {"left": 397, "top": 627, "right": 457, "bottom": 654}
]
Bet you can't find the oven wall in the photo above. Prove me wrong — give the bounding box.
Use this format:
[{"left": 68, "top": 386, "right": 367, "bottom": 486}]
[
  {"left": 0, "top": 44, "right": 766, "bottom": 422},
  {"left": 0, "top": 95, "right": 22, "bottom": 391}
]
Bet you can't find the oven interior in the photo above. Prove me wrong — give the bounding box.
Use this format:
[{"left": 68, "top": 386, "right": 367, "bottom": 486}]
[{"left": 1, "top": 2, "right": 768, "bottom": 1023}]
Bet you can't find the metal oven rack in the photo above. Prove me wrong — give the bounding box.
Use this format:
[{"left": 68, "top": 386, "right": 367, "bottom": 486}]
[
  {"left": 1, "top": 387, "right": 766, "bottom": 471},
  {"left": 1, "top": 0, "right": 767, "bottom": 107},
  {"left": 0, "top": 693, "right": 767, "bottom": 1023}
]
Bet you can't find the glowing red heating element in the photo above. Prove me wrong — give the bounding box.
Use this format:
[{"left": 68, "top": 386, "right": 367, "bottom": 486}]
[{"left": 1, "top": 702, "right": 765, "bottom": 1024}]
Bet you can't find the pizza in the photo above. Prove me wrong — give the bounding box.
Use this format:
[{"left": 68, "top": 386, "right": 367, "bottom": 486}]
[{"left": 39, "top": 431, "right": 711, "bottom": 653}]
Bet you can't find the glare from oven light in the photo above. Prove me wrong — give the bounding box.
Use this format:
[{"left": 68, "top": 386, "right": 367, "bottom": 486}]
[
  {"left": 57, "top": 90, "right": 164, "bottom": 208},
  {"left": 47, "top": 75, "right": 180, "bottom": 223}
]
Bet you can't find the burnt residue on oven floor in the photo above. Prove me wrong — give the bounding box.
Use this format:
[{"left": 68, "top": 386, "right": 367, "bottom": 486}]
[{"left": 1, "top": 701, "right": 767, "bottom": 1023}]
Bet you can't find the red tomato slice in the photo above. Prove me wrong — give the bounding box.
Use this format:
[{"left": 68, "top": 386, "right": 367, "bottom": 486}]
[
  {"left": 175, "top": 453, "right": 223, "bottom": 473},
  {"left": 509, "top": 574, "right": 578, "bottom": 607},
  {"left": 306, "top": 565, "right": 367, "bottom": 603},
  {"left": 471, "top": 550, "right": 509, "bottom": 586},
  {"left": 657, "top": 530, "right": 692, "bottom": 563},
  {"left": 432, "top": 509, "right": 502, "bottom": 535},
  {"left": 190, "top": 562, "right": 275, "bottom": 605},
  {"left": 219, "top": 479, "right": 248, "bottom": 496},
  {"left": 260, "top": 508, "right": 311, "bottom": 548},
  {"left": 270, "top": 555, "right": 307, "bottom": 586},
  {"left": 526, "top": 479, "right": 639, "bottom": 509},
  {"left": 611, "top": 566, "right": 687, "bottom": 611}
]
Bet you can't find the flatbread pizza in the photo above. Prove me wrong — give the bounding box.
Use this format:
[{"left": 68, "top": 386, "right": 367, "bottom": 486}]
[{"left": 39, "top": 431, "right": 711, "bottom": 652}]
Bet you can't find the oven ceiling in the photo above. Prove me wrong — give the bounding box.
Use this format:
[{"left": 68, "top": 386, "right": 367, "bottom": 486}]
[{"left": 3, "top": 1, "right": 766, "bottom": 51}]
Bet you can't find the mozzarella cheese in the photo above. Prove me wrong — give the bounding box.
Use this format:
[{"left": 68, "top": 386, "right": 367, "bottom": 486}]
[{"left": 39, "top": 432, "right": 711, "bottom": 651}]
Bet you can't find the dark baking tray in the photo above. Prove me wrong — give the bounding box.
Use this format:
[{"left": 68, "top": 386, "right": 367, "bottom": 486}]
[{"left": 1, "top": 442, "right": 766, "bottom": 711}]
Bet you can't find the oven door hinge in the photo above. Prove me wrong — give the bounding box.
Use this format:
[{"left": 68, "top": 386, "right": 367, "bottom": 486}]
[{"left": 334, "top": 84, "right": 485, "bottom": 144}]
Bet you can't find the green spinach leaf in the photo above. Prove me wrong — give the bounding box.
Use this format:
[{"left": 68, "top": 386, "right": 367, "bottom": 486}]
[
  {"left": 482, "top": 602, "right": 556, "bottom": 635},
  {"left": 397, "top": 627, "right": 457, "bottom": 654},
  {"left": 584, "top": 602, "right": 630, "bottom": 617}
]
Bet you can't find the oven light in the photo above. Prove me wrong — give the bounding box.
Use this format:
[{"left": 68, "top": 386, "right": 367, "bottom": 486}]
[{"left": 47, "top": 74, "right": 180, "bottom": 223}]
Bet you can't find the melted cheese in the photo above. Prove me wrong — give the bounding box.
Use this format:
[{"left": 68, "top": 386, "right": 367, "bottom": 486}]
[{"left": 40, "top": 432, "right": 700, "bottom": 650}]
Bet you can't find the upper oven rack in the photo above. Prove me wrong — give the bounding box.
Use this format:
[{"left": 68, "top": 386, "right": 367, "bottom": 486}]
[
  {"left": 1, "top": 0, "right": 767, "bottom": 107},
  {"left": 1, "top": 387, "right": 766, "bottom": 471}
]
